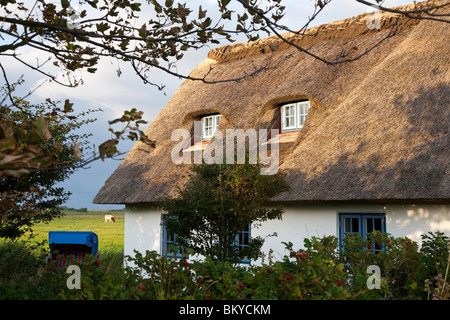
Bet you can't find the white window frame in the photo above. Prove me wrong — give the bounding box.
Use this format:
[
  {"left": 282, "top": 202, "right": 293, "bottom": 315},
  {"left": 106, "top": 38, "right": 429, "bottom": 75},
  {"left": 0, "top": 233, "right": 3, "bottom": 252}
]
[
  {"left": 201, "top": 114, "right": 221, "bottom": 140},
  {"left": 281, "top": 101, "right": 310, "bottom": 132},
  {"left": 297, "top": 101, "right": 310, "bottom": 130}
]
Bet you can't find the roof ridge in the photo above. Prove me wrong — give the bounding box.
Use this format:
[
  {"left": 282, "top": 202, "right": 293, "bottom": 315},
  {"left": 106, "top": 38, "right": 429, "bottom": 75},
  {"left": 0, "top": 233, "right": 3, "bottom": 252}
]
[{"left": 207, "top": 0, "right": 443, "bottom": 63}]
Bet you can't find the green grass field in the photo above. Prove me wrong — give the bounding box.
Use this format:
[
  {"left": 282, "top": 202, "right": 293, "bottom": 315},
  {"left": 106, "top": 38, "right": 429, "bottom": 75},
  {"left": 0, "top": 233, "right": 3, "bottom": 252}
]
[{"left": 23, "top": 210, "right": 125, "bottom": 253}]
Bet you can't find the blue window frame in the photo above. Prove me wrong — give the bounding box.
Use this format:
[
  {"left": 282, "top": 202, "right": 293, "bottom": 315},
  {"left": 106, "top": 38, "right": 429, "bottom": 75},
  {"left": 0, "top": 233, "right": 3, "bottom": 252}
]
[
  {"left": 161, "top": 215, "right": 186, "bottom": 259},
  {"left": 338, "top": 213, "right": 386, "bottom": 253},
  {"left": 235, "top": 223, "right": 251, "bottom": 264}
]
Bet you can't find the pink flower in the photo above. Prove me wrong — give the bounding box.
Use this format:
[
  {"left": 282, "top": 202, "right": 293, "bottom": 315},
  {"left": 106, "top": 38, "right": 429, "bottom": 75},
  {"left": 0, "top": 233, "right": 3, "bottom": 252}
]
[{"left": 137, "top": 284, "right": 146, "bottom": 291}]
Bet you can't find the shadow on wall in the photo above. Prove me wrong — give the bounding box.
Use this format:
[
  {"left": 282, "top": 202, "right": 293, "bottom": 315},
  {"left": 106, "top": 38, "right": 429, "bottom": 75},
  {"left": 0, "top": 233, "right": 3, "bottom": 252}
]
[{"left": 387, "top": 204, "right": 450, "bottom": 244}]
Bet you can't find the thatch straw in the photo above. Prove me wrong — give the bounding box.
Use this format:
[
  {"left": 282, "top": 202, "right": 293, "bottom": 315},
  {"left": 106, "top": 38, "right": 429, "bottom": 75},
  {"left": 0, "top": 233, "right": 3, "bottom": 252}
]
[{"left": 94, "top": 0, "right": 449, "bottom": 205}]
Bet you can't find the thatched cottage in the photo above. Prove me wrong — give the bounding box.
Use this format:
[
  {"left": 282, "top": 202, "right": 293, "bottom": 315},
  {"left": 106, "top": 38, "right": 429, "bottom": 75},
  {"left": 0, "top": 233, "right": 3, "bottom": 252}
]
[{"left": 94, "top": 1, "right": 450, "bottom": 262}]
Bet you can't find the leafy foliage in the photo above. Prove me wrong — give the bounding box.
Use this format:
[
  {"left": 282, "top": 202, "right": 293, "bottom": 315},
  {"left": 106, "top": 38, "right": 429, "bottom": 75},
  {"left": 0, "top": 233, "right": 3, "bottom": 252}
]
[
  {"left": 0, "top": 0, "right": 291, "bottom": 89},
  {"left": 158, "top": 162, "right": 289, "bottom": 264},
  {"left": 2, "top": 231, "right": 449, "bottom": 300},
  {"left": 0, "top": 81, "right": 150, "bottom": 239},
  {"left": 0, "top": 81, "right": 96, "bottom": 239}
]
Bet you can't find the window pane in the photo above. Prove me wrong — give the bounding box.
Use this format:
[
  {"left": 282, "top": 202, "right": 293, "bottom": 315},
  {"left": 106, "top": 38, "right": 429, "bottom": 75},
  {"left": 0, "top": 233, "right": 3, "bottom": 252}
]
[
  {"left": 216, "top": 115, "right": 221, "bottom": 127},
  {"left": 344, "top": 217, "right": 360, "bottom": 233},
  {"left": 162, "top": 215, "right": 186, "bottom": 257},
  {"left": 297, "top": 101, "right": 310, "bottom": 129},
  {"left": 281, "top": 102, "right": 311, "bottom": 131},
  {"left": 285, "top": 107, "right": 290, "bottom": 127},
  {"left": 352, "top": 218, "right": 359, "bottom": 233},
  {"left": 366, "top": 218, "right": 374, "bottom": 234},
  {"left": 344, "top": 218, "right": 351, "bottom": 233},
  {"left": 340, "top": 213, "right": 386, "bottom": 254},
  {"left": 374, "top": 218, "right": 382, "bottom": 231},
  {"left": 239, "top": 232, "right": 249, "bottom": 247},
  {"left": 237, "top": 224, "right": 251, "bottom": 249},
  {"left": 299, "top": 114, "right": 305, "bottom": 126},
  {"left": 202, "top": 115, "right": 221, "bottom": 139},
  {"left": 283, "top": 105, "right": 295, "bottom": 129}
]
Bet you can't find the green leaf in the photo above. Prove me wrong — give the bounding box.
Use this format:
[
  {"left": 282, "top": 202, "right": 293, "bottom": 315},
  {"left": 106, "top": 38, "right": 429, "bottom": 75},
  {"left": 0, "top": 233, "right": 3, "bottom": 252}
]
[
  {"left": 120, "top": 40, "right": 129, "bottom": 51},
  {"left": 96, "top": 22, "right": 109, "bottom": 33},
  {"left": 61, "top": 0, "right": 69, "bottom": 9},
  {"left": 222, "top": 10, "right": 231, "bottom": 20},
  {"left": 34, "top": 114, "right": 51, "bottom": 140},
  {"left": 130, "top": 2, "right": 141, "bottom": 11},
  {"left": 221, "top": 0, "right": 231, "bottom": 7},
  {"left": 87, "top": 0, "right": 98, "bottom": 8},
  {"left": 138, "top": 24, "right": 147, "bottom": 38},
  {"left": 203, "top": 17, "right": 211, "bottom": 28},
  {"left": 198, "top": 5, "right": 206, "bottom": 20},
  {"left": 304, "top": 238, "right": 312, "bottom": 249},
  {"left": 63, "top": 99, "right": 74, "bottom": 113}
]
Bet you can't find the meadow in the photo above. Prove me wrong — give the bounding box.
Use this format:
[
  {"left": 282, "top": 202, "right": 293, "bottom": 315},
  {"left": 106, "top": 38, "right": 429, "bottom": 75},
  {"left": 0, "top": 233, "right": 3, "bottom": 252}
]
[{"left": 23, "top": 210, "right": 125, "bottom": 253}]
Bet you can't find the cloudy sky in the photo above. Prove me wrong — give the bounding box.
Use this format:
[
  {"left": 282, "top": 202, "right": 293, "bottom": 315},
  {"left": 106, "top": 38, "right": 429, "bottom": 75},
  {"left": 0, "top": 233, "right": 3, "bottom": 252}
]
[{"left": 2, "top": 0, "right": 414, "bottom": 210}]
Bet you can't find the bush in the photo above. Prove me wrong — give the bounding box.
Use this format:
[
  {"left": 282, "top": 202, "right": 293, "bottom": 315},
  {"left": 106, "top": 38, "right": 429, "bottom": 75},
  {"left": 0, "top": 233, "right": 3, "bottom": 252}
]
[
  {"left": 0, "top": 231, "right": 448, "bottom": 300},
  {"left": 0, "top": 240, "right": 63, "bottom": 299},
  {"left": 339, "top": 231, "right": 450, "bottom": 299},
  {"left": 340, "top": 232, "right": 424, "bottom": 299},
  {"left": 244, "top": 237, "right": 349, "bottom": 300},
  {"left": 123, "top": 250, "right": 206, "bottom": 300},
  {"left": 0, "top": 241, "right": 129, "bottom": 300}
]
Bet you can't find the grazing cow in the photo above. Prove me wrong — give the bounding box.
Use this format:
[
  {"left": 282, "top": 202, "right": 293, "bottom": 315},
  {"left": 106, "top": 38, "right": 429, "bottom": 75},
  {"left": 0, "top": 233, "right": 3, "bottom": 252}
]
[{"left": 105, "top": 215, "right": 115, "bottom": 223}]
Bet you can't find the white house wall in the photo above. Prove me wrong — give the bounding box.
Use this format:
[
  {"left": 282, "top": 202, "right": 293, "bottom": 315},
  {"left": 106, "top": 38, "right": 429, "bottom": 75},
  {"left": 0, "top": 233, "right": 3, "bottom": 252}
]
[
  {"left": 124, "top": 205, "right": 162, "bottom": 259},
  {"left": 124, "top": 202, "right": 450, "bottom": 263},
  {"left": 257, "top": 203, "right": 450, "bottom": 263}
]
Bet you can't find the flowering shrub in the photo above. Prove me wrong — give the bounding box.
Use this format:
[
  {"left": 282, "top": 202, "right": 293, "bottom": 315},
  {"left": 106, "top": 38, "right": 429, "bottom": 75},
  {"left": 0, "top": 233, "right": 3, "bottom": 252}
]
[
  {"left": 0, "top": 231, "right": 449, "bottom": 300},
  {"left": 244, "top": 236, "right": 349, "bottom": 300},
  {"left": 122, "top": 250, "right": 209, "bottom": 300},
  {"left": 340, "top": 232, "right": 424, "bottom": 299}
]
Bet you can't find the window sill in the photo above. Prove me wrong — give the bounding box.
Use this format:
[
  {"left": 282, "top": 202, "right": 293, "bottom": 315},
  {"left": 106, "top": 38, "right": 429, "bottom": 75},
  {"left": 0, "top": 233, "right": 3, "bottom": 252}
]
[
  {"left": 261, "top": 130, "right": 300, "bottom": 145},
  {"left": 182, "top": 140, "right": 211, "bottom": 153}
]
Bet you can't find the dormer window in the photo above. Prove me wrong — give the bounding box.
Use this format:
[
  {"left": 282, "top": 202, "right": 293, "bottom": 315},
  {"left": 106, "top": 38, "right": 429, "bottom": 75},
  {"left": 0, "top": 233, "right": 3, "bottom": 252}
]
[
  {"left": 201, "top": 114, "right": 221, "bottom": 140},
  {"left": 280, "top": 101, "right": 310, "bottom": 132}
]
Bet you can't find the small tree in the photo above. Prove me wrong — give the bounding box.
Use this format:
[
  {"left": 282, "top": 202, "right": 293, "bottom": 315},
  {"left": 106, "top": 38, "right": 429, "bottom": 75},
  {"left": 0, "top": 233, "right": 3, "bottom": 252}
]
[
  {"left": 158, "top": 162, "right": 289, "bottom": 264},
  {"left": 0, "top": 81, "right": 98, "bottom": 239}
]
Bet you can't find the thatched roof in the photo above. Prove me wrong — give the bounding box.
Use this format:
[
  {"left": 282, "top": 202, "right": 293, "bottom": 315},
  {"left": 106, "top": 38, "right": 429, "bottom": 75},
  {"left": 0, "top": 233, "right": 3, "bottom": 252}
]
[{"left": 94, "top": 0, "right": 450, "bottom": 205}]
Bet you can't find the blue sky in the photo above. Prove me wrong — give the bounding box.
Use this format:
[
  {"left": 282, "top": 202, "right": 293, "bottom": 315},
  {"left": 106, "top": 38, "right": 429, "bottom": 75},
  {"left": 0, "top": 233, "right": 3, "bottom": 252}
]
[{"left": 2, "top": 0, "right": 414, "bottom": 209}]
